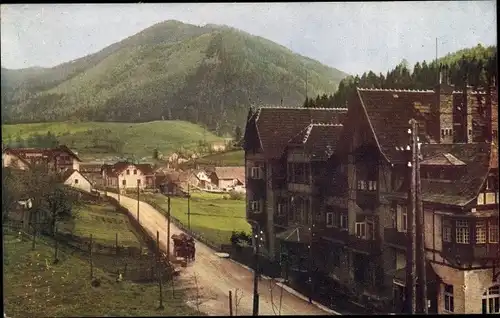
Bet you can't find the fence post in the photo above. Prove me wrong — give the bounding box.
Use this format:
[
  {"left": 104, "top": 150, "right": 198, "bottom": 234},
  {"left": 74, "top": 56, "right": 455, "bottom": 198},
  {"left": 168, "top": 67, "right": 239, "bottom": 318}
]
[
  {"left": 229, "top": 290, "right": 233, "bottom": 316},
  {"left": 157, "top": 230, "right": 164, "bottom": 310},
  {"left": 115, "top": 233, "right": 119, "bottom": 276},
  {"left": 90, "top": 234, "right": 94, "bottom": 280},
  {"left": 54, "top": 224, "right": 59, "bottom": 263}
]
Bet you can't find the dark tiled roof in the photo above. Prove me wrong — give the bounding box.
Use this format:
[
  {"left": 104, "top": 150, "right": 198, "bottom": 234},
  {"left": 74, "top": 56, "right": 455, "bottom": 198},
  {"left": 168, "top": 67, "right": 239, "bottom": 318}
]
[
  {"left": 356, "top": 88, "right": 436, "bottom": 163},
  {"left": 420, "top": 153, "right": 466, "bottom": 166},
  {"left": 4, "top": 145, "right": 81, "bottom": 162},
  {"left": 253, "top": 107, "right": 347, "bottom": 159},
  {"left": 392, "top": 143, "right": 495, "bottom": 206},
  {"left": 289, "top": 123, "right": 344, "bottom": 160}
]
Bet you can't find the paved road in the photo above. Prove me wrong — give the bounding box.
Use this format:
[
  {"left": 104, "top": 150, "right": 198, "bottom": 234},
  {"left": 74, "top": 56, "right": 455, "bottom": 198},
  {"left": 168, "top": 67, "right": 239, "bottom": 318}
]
[{"left": 105, "top": 192, "right": 333, "bottom": 316}]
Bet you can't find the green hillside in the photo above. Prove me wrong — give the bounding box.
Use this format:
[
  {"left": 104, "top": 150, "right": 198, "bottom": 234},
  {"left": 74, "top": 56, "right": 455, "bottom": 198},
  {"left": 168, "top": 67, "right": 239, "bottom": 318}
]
[
  {"left": 1, "top": 20, "right": 348, "bottom": 134},
  {"left": 1, "top": 120, "right": 223, "bottom": 161}
]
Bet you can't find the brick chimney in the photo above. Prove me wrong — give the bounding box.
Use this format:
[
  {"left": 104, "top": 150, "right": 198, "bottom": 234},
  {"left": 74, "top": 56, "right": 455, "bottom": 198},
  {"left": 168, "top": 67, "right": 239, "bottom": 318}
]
[{"left": 433, "top": 65, "right": 454, "bottom": 144}]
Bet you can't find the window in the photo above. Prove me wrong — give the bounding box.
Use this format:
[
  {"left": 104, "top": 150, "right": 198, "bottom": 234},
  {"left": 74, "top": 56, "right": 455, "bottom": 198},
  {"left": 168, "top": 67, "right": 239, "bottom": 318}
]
[
  {"left": 287, "top": 163, "right": 294, "bottom": 182},
  {"left": 133, "top": 169, "right": 137, "bottom": 175},
  {"left": 251, "top": 166, "right": 262, "bottom": 179},
  {"left": 137, "top": 179, "right": 141, "bottom": 185},
  {"left": 126, "top": 169, "right": 130, "bottom": 175},
  {"left": 122, "top": 180, "right": 126, "bottom": 186},
  {"left": 489, "top": 224, "right": 499, "bottom": 243},
  {"left": 455, "top": 220, "right": 470, "bottom": 244},
  {"left": 443, "top": 220, "right": 452, "bottom": 242},
  {"left": 441, "top": 129, "right": 445, "bottom": 138},
  {"left": 468, "top": 129, "right": 472, "bottom": 136},
  {"left": 482, "top": 285, "right": 500, "bottom": 314},
  {"left": 340, "top": 213, "right": 348, "bottom": 230},
  {"left": 476, "top": 221, "right": 487, "bottom": 244},
  {"left": 368, "top": 180, "right": 377, "bottom": 191},
  {"left": 74, "top": 179, "right": 79, "bottom": 184},
  {"left": 355, "top": 222, "right": 366, "bottom": 239},
  {"left": 397, "top": 205, "right": 408, "bottom": 233},
  {"left": 277, "top": 203, "right": 286, "bottom": 216},
  {"left": 444, "top": 284, "right": 454, "bottom": 312},
  {"left": 326, "top": 212, "right": 334, "bottom": 228},
  {"left": 250, "top": 200, "right": 261, "bottom": 213}
]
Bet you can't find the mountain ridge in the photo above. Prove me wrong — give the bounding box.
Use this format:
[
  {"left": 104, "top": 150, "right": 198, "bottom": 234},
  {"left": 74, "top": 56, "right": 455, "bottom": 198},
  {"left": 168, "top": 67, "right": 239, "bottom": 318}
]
[{"left": 1, "top": 20, "right": 348, "bottom": 134}]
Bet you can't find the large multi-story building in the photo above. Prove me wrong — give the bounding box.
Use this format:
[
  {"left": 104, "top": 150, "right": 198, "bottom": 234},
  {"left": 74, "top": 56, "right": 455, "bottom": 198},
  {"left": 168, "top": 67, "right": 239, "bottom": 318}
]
[
  {"left": 243, "top": 80, "right": 499, "bottom": 314},
  {"left": 2, "top": 145, "right": 81, "bottom": 172}
]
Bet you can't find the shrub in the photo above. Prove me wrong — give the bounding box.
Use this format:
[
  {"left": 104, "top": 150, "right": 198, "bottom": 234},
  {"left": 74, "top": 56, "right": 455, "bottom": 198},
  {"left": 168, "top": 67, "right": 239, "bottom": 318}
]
[{"left": 228, "top": 190, "right": 244, "bottom": 201}]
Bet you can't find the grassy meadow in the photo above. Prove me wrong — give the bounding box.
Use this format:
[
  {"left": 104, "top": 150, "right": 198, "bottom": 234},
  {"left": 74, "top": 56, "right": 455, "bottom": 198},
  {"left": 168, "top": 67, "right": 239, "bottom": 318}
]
[
  {"left": 194, "top": 149, "right": 244, "bottom": 166},
  {"left": 3, "top": 200, "right": 200, "bottom": 317},
  {"left": 141, "top": 191, "right": 250, "bottom": 247},
  {"left": 2, "top": 120, "right": 223, "bottom": 161}
]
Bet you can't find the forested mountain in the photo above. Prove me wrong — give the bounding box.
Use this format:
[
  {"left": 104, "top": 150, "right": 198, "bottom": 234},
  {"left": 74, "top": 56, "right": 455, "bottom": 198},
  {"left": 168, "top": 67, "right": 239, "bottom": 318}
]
[
  {"left": 1, "top": 20, "right": 348, "bottom": 134},
  {"left": 304, "top": 44, "right": 497, "bottom": 108}
]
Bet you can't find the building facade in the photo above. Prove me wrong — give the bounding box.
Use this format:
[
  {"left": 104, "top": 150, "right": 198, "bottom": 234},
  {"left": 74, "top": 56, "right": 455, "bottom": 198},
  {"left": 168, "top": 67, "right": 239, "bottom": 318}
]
[
  {"left": 243, "top": 82, "right": 499, "bottom": 314},
  {"left": 101, "top": 162, "right": 154, "bottom": 190}
]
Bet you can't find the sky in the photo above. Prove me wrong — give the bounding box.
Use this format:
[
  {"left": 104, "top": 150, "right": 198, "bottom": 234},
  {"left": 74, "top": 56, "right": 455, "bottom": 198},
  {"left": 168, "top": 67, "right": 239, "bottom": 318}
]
[{"left": 0, "top": 2, "right": 497, "bottom": 75}]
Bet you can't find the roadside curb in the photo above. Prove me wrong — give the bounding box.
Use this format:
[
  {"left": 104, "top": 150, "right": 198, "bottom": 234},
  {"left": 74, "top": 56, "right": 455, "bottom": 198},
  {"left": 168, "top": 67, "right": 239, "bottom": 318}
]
[
  {"left": 275, "top": 282, "right": 341, "bottom": 316},
  {"left": 226, "top": 258, "right": 271, "bottom": 280}
]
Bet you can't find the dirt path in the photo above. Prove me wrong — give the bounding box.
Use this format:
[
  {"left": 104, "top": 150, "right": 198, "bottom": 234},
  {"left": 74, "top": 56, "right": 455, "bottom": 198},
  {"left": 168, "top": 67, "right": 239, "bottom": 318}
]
[{"left": 105, "top": 192, "right": 333, "bottom": 316}]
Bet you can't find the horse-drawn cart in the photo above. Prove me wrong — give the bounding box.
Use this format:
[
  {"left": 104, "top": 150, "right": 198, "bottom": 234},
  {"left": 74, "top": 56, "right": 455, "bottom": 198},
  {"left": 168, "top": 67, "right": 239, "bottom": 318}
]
[{"left": 171, "top": 233, "right": 195, "bottom": 262}]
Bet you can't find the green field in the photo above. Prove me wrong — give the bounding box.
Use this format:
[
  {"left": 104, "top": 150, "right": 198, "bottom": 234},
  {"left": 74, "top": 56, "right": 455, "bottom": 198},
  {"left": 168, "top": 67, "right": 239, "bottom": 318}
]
[
  {"left": 194, "top": 150, "right": 244, "bottom": 166},
  {"left": 142, "top": 191, "right": 250, "bottom": 247},
  {"left": 59, "top": 202, "right": 141, "bottom": 247},
  {"left": 2, "top": 120, "right": 223, "bottom": 160},
  {"left": 3, "top": 200, "right": 200, "bottom": 317}
]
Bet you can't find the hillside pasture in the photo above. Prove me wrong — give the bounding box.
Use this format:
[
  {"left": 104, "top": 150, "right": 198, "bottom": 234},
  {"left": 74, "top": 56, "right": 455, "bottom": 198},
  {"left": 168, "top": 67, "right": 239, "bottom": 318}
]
[{"left": 2, "top": 120, "right": 223, "bottom": 160}]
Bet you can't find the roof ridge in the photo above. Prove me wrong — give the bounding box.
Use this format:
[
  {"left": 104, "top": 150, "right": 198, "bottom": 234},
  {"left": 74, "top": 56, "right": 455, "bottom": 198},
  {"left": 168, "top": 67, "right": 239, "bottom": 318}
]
[
  {"left": 303, "top": 125, "right": 315, "bottom": 143},
  {"left": 357, "top": 87, "right": 434, "bottom": 93},
  {"left": 452, "top": 90, "right": 486, "bottom": 95},
  {"left": 257, "top": 106, "right": 347, "bottom": 111},
  {"left": 310, "top": 123, "right": 343, "bottom": 127}
]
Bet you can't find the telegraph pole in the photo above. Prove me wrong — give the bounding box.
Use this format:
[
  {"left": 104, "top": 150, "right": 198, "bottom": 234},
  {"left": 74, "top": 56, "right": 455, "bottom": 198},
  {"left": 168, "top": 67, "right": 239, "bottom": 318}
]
[
  {"left": 167, "top": 195, "right": 171, "bottom": 260},
  {"left": 252, "top": 225, "right": 261, "bottom": 316},
  {"left": 137, "top": 180, "right": 140, "bottom": 223},
  {"left": 416, "top": 126, "right": 428, "bottom": 313},
  {"left": 405, "top": 119, "right": 418, "bottom": 314},
  {"left": 308, "top": 215, "right": 314, "bottom": 303},
  {"left": 187, "top": 182, "right": 191, "bottom": 230}
]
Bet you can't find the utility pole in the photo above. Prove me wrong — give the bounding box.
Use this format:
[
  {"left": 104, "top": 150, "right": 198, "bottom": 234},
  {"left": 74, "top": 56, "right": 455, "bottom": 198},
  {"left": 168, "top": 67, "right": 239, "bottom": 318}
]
[
  {"left": 166, "top": 195, "right": 171, "bottom": 260},
  {"left": 137, "top": 180, "right": 140, "bottom": 223},
  {"left": 308, "top": 213, "right": 314, "bottom": 304},
  {"left": 117, "top": 182, "right": 120, "bottom": 203},
  {"left": 416, "top": 126, "right": 428, "bottom": 313},
  {"left": 187, "top": 182, "right": 191, "bottom": 230},
  {"left": 405, "top": 119, "right": 418, "bottom": 314},
  {"left": 305, "top": 69, "right": 308, "bottom": 100},
  {"left": 252, "top": 225, "right": 261, "bottom": 316}
]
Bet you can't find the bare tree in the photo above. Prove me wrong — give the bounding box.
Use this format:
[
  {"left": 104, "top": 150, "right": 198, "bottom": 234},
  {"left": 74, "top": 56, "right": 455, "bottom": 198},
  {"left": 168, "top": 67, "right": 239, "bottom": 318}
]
[
  {"left": 234, "top": 288, "right": 244, "bottom": 316},
  {"left": 192, "top": 272, "right": 201, "bottom": 312}
]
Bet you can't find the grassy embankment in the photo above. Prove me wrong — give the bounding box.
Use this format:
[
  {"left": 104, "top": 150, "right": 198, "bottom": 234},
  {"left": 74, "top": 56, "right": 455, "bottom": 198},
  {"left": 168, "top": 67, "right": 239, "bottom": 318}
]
[
  {"left": 1, "top": 120, "right": 223, "bottom": 161},
  {"left": 140, "top": 191, "right": 250, "bottom": 247},
  {"left": 3, "top": 201, "right": 201, "bottom": 317}
]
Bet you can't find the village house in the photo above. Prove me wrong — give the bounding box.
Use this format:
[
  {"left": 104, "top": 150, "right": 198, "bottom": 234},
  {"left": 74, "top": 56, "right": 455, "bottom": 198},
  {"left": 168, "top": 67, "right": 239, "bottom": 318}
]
[
  {"left": 80, "top": 162, "right": 105, "bottom": 187},
  {"left": 192, "top": 169, "right": 212, "bottom": 189},
  {"left": 2, "top": 145, "right": 81, "bottom": 172},
  {"left": 243, "top": 79, "right": 499, "bottom": 314},
  {"left": 209, "top": 166, "right": 245, "bottom": 190},
  {"left": 61, "top": 169, "right": 93, "bottom": 193},
  {"left": 101, "top": 161, "right": 154, "bottom": 190}
]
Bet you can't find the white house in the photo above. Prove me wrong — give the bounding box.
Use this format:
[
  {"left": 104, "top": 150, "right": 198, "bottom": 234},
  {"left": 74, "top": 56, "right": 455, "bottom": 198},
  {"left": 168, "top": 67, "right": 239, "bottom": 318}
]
[
  {"left": 62, "top": 169, "right": 93, "bottom": 193},
  {"left": 101, "top": 162, "right": 154, "bottom": 190}
]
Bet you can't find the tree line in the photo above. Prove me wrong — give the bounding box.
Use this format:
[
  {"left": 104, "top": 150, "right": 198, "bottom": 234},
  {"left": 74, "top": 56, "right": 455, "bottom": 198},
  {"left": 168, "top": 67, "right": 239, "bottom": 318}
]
[{"left": 304, "top": 44, "right": 497, "bottom": 108}]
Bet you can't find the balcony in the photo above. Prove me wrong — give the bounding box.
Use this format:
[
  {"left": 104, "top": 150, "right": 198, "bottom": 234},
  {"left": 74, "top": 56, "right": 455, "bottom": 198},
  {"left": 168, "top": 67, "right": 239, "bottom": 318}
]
[
  {"left": 346, "top": 235, "right": 381, "bottom": 255},
  {"left": 287, "top": 183, "right": 312, "bottom": 193},
  {"left": 442, "top": 242, "right": 499, "bottom": 265},
  {"left": 356, "top": 190, "right": 379, "bottom": 210},
  {"left": 320, "top": 227, "right": 349, "bottom": 245},
  {"left": 384, "top": 228, "right": 408, "bottom": 250}
]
